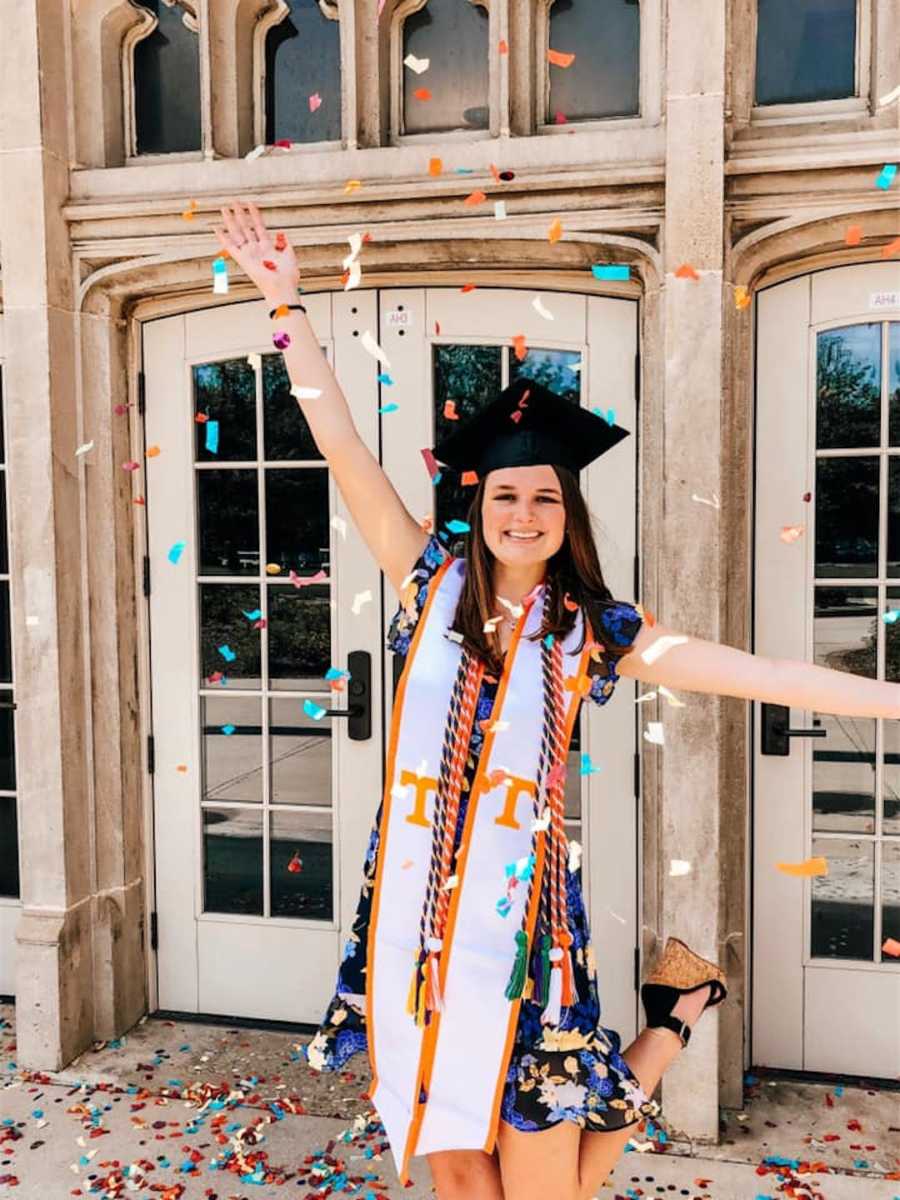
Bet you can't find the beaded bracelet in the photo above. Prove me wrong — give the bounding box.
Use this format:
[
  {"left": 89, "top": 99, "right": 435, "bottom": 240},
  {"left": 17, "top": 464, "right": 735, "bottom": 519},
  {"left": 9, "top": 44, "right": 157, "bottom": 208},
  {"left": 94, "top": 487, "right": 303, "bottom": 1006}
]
[{"left": 268, "top": 302, "right": 307, "bottom": 319}]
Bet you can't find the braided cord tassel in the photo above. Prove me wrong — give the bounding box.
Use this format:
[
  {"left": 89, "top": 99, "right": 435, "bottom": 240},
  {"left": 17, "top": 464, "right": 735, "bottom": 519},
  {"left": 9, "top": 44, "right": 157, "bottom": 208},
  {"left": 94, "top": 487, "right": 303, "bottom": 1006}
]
[{"left": 549, "top": 639, "right": 578, "bottom": 1010}]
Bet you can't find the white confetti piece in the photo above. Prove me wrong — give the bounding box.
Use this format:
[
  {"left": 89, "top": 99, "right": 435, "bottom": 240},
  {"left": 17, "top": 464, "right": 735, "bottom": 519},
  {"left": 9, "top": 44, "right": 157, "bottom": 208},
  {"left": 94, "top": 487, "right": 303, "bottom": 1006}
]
[
  {"left": 567, "top": 359, "right": 583, "bottom": 373},
  {"left": 361, "top": 329, "right": 391, "bottom": 367},
  {"left": 403, "top": 53, "right": 430, "bottom": 74},
  {"left": 659, "top": 685, "right": 685, "bottom": 708},
  {"left": 390, "top": 781, "right": 409, "bottom": 801},
  {"left": 641, "top": 634, "right": 688, "bottom": 665},
  {"left": 483, "top": 616, "right": 503, "bottom": 632},
  {"left": 442, "top": 874, "right": 459, "bottom": 890},
  {"left": 497, "top": 595, "right": 524, "bottom": 618},
  {"left": 568, "top": 840, "right": 582, "bottom": 873},
  {"left": 330, "top": 514, "right": 347, "bottom": 539},
  {"left": 488, "top": 720, "right": 510, "bottom": 733},
  {"left": 691, "top": 490, "right": 720, "bottom": 510},
  {"left": 446, "top": 629, "right": 464, "bottom": 643},
  {"left": 644, "top": 721, "right": 665, "bottom": 745},
  {"left": 626, "top": 1138, "right": 656, "bottom": 1153},
  {"left": 494, "top": 200, "right": 507, "bottom": 220},
  {"left": 290, "top": 385, "right": 323, "bottom": 400},
  {"left": 669, "top": 859, "right": 691, "bottom": 876},
  {"left": 344, "top": 259, "right": 362, "bottom": 291},
  {"left": 75, "top": 441, "right": 94, "bottom": 457},
  {"left": 532, "top": 295, "right": 555, "bottom": 320},
  {"left": 634, "top": 691, "right": 657, "bottom": 704},
  {"left": 247, "top": 352, "right": 262, "bottom": 371},
  {"left": 878, "top": 83, "right": 900, "bottom": 107},
  {"left": 606, "top": 908, "right": 627, "bottom": 925},
  {"left": 351, "top": 589, "right": 373, "bottom": 615},
  {"left": 343, "top": 233, "right": 364, "bottom": 267},
  {"left": 245, "top": 144, "right": 267, "bottom": 161}
]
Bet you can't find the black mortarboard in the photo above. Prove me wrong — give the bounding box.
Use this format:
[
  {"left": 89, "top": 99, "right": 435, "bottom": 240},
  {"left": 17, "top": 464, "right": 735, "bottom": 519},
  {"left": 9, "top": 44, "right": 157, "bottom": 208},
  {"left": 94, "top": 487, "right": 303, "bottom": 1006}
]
[{"left": 432, "top": 377, "right": 630, "bottom": 476}]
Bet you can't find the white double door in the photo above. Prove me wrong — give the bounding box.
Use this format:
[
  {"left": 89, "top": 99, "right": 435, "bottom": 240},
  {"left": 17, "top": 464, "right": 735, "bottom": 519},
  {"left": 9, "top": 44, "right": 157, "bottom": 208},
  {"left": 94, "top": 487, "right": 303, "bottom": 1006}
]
[
  {"left": 144, "top": 287, "right": 640, "bottom": 1035},
  {"left": 754, "top": 263, "right": 900, "bottom": 1077}
]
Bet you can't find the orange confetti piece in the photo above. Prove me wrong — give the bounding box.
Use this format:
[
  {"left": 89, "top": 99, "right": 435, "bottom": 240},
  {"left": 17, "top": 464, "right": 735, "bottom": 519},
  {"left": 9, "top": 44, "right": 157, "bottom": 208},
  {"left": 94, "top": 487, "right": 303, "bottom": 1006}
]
[
  {"left": 490, "top": 163, "right": 501, "bottom": 184},
  {"left": 133, "top": 496, "right": 146, "bottom": 506},
  {"left": 512, "top": 334, "right": 527, "bottom": 361},
  {"left": 562, "top": 593, "right": 579, "bottom": 612},
  {"left": 429, "top": 157, "right": 443, "bottom": 176},
  {"left": 444, "top": 400, "right": 459, "bottom": 420},
  {"left": 882, "top": 236, "right": 900, "bottom": 257},
  {"left": 498, "top": 39, "right": 509, "bottom": 55},
  {"left": 547, "top": 49, "right": 575, "bottom": 68},
  {"left": 401, "top": 859, "right": 414, "bottom": 870},
  {"left": 176, "top": 764, "right": 188, "bottom": 773},
  {"left": 780, "top": 524, "right": 804, "bottom": 544},
  {"left": 548, "top": 218, "right": 563, "bottom": 244},
  {"left": 734, "top": 285, "right": 751, "bottom": 310},
  {"left": 464, "top": 190, "right": 487, "bottom": 206},
  {"left": 460, "top": 283, "right": 477, "bottom": 293},
  {"left": 776, "top": 856, "right": 828, "bottom": 878},
  {"left": 344, "top": 179, "right": 362, "bottom": 194},
  {"left": 675, "top": 263, "right": 700, "bottom": 280},
  {"left": 181, "top": 199, "right": 198, "bottom": 221},
  {"left": 845, "top": 224, "right": 863, "bottom": 246},
  {"left": 145, "top": 445, "right": 161, "bottom": 458},
  {"left": 883, "top": 937, "right": 900, "bottom": 957},
  {"left": 274, "top": 304, "right": 290, "bottom": 318},
  {"left": 413, "top": 87, "right": 432, "bottom": 101},
  {"left": 564, "top": 673, "right": 592, "bottom": 697},
  {"left": 461, "top": 470, "right": 479, "bottom": 485},
  {"left": 194, "top": 412, "right": 209, "bottom": 423}
]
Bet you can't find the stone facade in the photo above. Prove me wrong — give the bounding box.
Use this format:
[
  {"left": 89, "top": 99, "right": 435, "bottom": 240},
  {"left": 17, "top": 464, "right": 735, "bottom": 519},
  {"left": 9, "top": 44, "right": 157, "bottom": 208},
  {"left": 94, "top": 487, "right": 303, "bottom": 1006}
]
[{"left": 0, "top": 0, "right": 898, "bottom": 1139}]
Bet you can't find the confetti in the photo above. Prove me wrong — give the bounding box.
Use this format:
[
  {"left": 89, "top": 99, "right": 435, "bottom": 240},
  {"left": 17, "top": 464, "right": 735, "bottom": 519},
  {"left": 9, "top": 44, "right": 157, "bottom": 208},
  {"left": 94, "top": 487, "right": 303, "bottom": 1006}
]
[
  {"left": 212, "top": 256, "right": 229, "bottom": 294},
  {"left": 875, "top": 163, "right": 897, "bottom": 189},
  {"left": 675, "top": 262, "right": 700, "bottom": 280},
  {"left": 75, "top": 441, "right": 94, "bottom": 458},
  {"left": 644, "top": 722, "right": 665, "bottom": 745},
  {"left": 413, "top": 87, "right": 432, "bottom": 101},
  {"left": 344, "top": 259, "right": 362, "bottom": 292},
  {"left": 548, "top": 218, "right": 563, "bottom": 244},
  {"left": 641, "top": 634, "right": 688, "bottom": 665},
  {"left": 303, "top": 699, "right": 327, "bottom": 721},
  {"left": 443, "top": 400, "right": 460, "bottom": 421},
  {"left": 845, "top": 224, "right": 863, "bottom": 246},
  {"left": 591, "top": 406, "right": 615, "bottom": 425},
  {"left": 181, "top": 199, "right": 198, "bottom": 221},
  {"left": 331, "top": 514, "right": 347, "bottom": 539},
  {"left": 217, "top": 644, "right": 236, "bottom": 662},
  {"left": 242, "top": 609, "right": 263, "bottom": 622},
  {"left": 532, "top": 295, "right": 554, "bottom": 320},
  {"left": 247, "top": 352, "right": 262, "bottom": 370},
  {"left": 378, "top": 402, "right": 399, "bottom": 413},
  {"left": 512, "top": 334, "right": 527, "bottom": 361},
  {"left": 289, "top": 568, "right": 328, "bottom": 587},
  {"left": 403, "top": 53, "right": 430, "bottom": 74},
  {"left": 882, "top": 937, "right": 900, "bottom": 957},
  {"left": 309, "top": 92, "right": 322, "bottom": 112},
  {"left": 344, "top": 179, "right": 362, "bottom": 194},
  {"left": 883, "top": 236, "right": 900, "bottom": 258},
  {"left": 464, "top": 190, "right": 487, "bottom": 206},
  {"left": 547, "top": 49, "right": 575, "bottom": 68},
  {"left": 494, "top": 200, "right": 507, "bottom": 220},
  {"left": 734, "top": 285, "right": 751, "bottom": 309},
  {"left": 669, "top": 859, "right": 692, "bottom": 876},
  {"left": 445, "top": 519, "right": 470, "bottom": 534},
  {"left": 554, "top": 110, "right": 568, "bottom": 124},
  {"left": 442, "top": 875, "right": 459, "bottom": 890},
  {"left": 692, "top": 490, "right": 721, "bottom": 509},
  {"left": 659, "top": 685, "right": 685, "bottom": 708},
  {"left": 498, "top": 38, "right": 509, "bottom": 54},
  {"left": 205, "top": 420, "right": 219, "bottom": 453},
  {"left": 883, "top": 609, "right": 900, "bottom": 624},
  {"left": 461, "top": 283, "right": 477, "bottom": 293},
  {"left": 780, "top": 524, "right": 804, "bottom": 543},
  {"left": 461, "top": 470, "right": 478, "bottom": 485},
  {"left": 221, "top": 724, "right": 236, "bottom": 735},
  {"left": 245, "top": 143, "right": 267, "bottom": 160},
  {"left": 429, "top": 157, "right": 443, "bottom": 176},
  {"left": 361, "top": 330, "right": 391, "bottom": 367},
  {"left": 579, "top": 753, "right": 601, "bottom": 776},
  {"left": 291, "top": 385, "right": 323, "bottom": 400},
  {"left": 167, "top": 541, "right": 186, "bottom": 565},
  {"left": 351, "top": 589, "right": 373, "bottom": 615},
  {"left": 145, "top": 444, "right": 161, "bottom": 457},
  {"left": 776, "top": 857, "right": 828, "bottom": 877},
  {"left": 421, "top": 447, "right": 441, "bottom": 481},
  {"left": 568, "top": 841, "right": 582, "bottom": 872},
  {"left": 592, "top": 263, "right": 630, "bottom": 281}
]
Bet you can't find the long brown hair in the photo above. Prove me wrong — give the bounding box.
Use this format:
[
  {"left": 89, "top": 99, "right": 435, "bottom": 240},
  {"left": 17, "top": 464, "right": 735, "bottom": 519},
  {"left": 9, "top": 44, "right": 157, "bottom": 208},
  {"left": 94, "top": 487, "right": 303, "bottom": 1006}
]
[{"left": 448, "top": 465, "right": 629, "bottom": 677}]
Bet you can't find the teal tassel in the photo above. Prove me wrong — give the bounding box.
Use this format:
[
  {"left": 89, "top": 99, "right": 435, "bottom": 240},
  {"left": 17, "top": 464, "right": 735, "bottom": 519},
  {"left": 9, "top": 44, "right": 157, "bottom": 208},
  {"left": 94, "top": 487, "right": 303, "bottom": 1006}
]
[{"left": 505, "top": 930, "right": 529, "bottom": 1000}]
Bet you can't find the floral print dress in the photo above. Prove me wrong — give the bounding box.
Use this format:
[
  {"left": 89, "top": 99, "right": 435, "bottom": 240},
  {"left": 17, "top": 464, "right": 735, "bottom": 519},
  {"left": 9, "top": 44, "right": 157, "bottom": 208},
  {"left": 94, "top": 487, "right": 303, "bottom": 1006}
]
[{"left": 306, "top": 535, "right": 658, "bottom": 1136}]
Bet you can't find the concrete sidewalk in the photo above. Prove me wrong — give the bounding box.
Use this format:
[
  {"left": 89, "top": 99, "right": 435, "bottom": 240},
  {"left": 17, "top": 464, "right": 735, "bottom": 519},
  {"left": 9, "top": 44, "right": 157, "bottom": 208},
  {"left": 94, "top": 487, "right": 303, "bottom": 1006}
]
[{"left": 1, "top": 1004, "right": 897, "bottom": 1199}]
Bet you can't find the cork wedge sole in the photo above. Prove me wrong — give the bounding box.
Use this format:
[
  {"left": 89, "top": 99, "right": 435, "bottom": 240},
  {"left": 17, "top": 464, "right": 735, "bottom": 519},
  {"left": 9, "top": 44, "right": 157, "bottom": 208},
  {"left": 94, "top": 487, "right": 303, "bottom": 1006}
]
[{"left": 640, "top": 937, "right": 728, "bottom": 1048}]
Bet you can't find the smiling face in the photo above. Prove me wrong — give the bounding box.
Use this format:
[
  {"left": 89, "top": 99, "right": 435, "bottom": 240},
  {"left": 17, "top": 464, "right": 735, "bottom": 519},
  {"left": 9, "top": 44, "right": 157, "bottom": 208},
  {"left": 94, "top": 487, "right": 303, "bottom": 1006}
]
[{"left": 480, "top": 464, "right": 567, "bottom": 566}]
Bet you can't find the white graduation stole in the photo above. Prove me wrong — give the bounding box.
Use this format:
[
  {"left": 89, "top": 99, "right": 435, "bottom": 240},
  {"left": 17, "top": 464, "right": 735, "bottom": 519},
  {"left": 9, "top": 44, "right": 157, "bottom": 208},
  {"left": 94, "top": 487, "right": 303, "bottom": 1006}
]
[{"left": 366, "top": 555, "right": 590, "bottom": 1181}]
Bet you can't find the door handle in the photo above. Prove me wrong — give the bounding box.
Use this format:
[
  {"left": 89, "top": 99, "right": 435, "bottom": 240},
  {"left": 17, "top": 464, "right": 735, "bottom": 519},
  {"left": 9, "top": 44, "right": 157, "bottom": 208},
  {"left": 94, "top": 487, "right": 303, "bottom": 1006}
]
[
  {"left": 760, "top": 702, "right": 827, "bottom": 756},
  {"left": 318, "top": 649, "right": 371, "bottom": 741}
]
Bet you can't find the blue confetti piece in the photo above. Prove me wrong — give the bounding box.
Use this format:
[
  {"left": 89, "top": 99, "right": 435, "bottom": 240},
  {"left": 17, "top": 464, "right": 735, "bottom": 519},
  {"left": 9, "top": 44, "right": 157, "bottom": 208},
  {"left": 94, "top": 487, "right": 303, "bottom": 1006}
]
[
  {"left": 378, "top": 402, "right": 399, "bottom": 413},
  {"left": 242, "top": 609, "right": 263, "bottom": 621},
  {"left": 445, "top": 519, "right": 471, "bottom": 533},
  {"left": 543, "top": 633, "right": 554, "bottom": 648},
  {"left": 834, "top": 1084, "right": 844, "bottom": 1096},
  {"left": 431, "top": 470, "right": 443, "bottom": 485},
  {"left": 875, "top": 163, "right": 897, "bottom": 189},
  {"left": 883, "top": 609, "right": 899, "bottom": 624},
  {"left": 31, "top": 1109, "right": 43, "bottom": 1119},
  {"left": 212, "top": 257, "right": 228, "bottom": 275},
  {"left": 325, "top": 666, "right": 349, "bottom": 680},
  {"left": 217, "top": 644, "right": 236, "bottom": 662},
  {"left": 580, "top": 753, "right": 601, "bottom": 776},
  {"left": 303, "top": 698, "right": 327, "bottom": 721},
  {"left": 377, "top": 373, "right": 394, "bottom": 386},
  {"left": 592, "top": 263, "right": 630, "bottom": 281},
  {"left": 454, "top": 167, "right": 476, "bottom": 174},
  {"left": 221, "top": 724, "right": 236, "bottom": 736},
  {"left": 205, "top": 419, "right": 219, "bottom": 454},
  {"left": 168, "top": 540, "right": 187, "bottom": 564}
]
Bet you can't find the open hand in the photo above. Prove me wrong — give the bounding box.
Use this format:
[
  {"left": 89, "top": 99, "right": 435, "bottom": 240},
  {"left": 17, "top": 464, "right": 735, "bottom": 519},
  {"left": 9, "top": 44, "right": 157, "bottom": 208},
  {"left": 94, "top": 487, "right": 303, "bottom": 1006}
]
[{"left": 214, "top": 200, "right": 300, "bottom": 301}]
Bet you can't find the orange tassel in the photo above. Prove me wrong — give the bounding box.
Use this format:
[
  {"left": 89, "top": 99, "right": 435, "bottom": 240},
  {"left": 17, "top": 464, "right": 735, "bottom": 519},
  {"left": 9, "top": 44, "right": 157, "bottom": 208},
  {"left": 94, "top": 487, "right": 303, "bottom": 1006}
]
[{"left": 559, "top": 931, "right": 576, "bottom": 1007}]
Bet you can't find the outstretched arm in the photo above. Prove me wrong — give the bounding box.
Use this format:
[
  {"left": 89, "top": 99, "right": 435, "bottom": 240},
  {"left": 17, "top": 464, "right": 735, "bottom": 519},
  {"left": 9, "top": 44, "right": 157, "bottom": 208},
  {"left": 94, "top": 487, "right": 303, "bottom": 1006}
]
[{"left": 616, "top": 622, "right": 900, "bottom": 720}]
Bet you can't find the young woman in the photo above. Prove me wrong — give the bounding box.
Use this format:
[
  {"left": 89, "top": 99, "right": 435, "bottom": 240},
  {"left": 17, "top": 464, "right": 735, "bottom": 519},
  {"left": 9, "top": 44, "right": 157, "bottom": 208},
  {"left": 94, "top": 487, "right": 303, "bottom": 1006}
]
[{"left": 214, "top": 202, "right": 899, "bottom": 1200}]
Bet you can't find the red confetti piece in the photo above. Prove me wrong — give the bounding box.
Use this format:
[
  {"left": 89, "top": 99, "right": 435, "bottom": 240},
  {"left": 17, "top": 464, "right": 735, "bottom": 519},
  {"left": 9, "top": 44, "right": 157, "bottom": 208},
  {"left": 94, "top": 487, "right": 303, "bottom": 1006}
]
[
  {"left": 308, "top": 92, "right": 322, "bottom": 112},
  {"left": 194, "top": 412, "right": 209, "bottom": 423},
  {"left": 435, "top": 320, "right": 441, "bottom": 335},
  {"left": 132, "top": 496, "right": 145, "bottom": 506},
  {"left": 460, "top": 283, "right": 477, "bottom": 293},
  {"left": 145, "top": 445, "right": 161, "bottom": 457},
  {"left": 547, "top": 49, "right": 575, "bottom": 68},
  {"left": 510, "top": 410, "right": 523, "bottom": 423},
  {"left": 122, "top": 461, "right": 140, "bottom": 472},
  {"left": 554, "top": 110, "right": 568, "bottom": 124},
  {"left": 461, "top": 470, "right": 479, "bottom": 485},
  {"left": 421, "top": 447, "right": 440, "bottom": 479},
  {"left": 443, "top": 400, "right": 459, "bottom": 420},
  {"left": 274, "top": 231, "right": 288, "bottom": 251},
  {"left": 274, "top": 138, "right": 292, "bottom": 149},
  {"left": 413, "top": 87, "right": 432, "bottom": 101},
  {"left": 287, "top": 853, "right": 303, "bottom": 874},
  {"left": 802, "top": 491, "right": 812, "bottom": 502},
  {"left": 883, "top": 936, "right": 900, "bottom": 956},
  {"left": 498, "top": 38, "right": 509, "bottom": 55}
]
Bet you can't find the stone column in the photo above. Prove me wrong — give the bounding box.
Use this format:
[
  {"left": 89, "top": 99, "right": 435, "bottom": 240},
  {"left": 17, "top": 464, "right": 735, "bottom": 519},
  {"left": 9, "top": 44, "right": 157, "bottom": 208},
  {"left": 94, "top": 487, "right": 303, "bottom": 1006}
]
[{"left": 657, "top": 0, "right": 726, "bottom": 1139}]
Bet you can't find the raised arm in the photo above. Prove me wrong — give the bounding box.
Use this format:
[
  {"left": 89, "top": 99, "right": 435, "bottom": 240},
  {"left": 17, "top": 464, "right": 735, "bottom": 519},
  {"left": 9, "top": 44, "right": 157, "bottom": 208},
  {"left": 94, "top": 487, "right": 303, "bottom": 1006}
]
[
  {"left": 214, "top": 201, "right": 428, "bottom": 594},
  {"left": 617, "top": 621, "right": 900, "bottom": 721}
]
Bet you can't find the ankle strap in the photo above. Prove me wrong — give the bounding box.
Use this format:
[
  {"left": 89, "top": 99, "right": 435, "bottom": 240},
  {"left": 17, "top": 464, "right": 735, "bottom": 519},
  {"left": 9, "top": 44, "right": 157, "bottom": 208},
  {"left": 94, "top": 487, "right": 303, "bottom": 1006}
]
[{"left": 647, "top": 1015, "right": 691, "bottom": 1047}]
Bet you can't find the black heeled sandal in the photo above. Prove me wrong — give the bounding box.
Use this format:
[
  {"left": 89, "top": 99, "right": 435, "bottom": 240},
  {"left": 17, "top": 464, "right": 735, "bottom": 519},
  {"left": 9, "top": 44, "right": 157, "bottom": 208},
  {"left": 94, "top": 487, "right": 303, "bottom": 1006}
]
[{"left": 640, "top": 937, "right": 728, "bottom": 1048}]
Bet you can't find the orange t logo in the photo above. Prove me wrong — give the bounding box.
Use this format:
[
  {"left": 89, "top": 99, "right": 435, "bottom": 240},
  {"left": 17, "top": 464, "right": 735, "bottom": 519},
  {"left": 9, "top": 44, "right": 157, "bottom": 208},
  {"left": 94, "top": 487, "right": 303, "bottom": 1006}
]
[
  {"left": 494, "top": 774, "right": 537, "bottom": 831},
  {"left": 402, "top": 769, "right": 439, "bottom": 828}
]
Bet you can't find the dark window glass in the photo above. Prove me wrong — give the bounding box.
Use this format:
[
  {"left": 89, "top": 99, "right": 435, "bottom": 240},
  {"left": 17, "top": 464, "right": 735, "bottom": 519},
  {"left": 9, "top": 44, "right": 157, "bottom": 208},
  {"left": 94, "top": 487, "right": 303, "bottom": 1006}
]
[
  {"left": 263, "top": 354, "right": 322, "bottom": 461},
  {"left": 890, "top": 322, "right": 900, "bottom": 447},
  {"left": 403, "top": 0, "right": 489, "bottom": 134},
  {"left": 883, "top": 842, "right": 900, "bottom": 962},
  {"left": 0, "top": 796, "right": 19, "bottom": 898},
  {"left": 197, "top": 470, "right": 259, "bottom": 576},
  {"left": 203, "top": 806, "right": 263, "bottom": 915},
  {"left": 816, "top": 324, "right": 881, "bottom": 450},
  {"left": 265, "top": 0, "right": 342, "bottom": 145},
  {"left": 265, "top": 468, "right": 330, "bottom": 575},
  {"left": 815, "top": 457, "right": 878, "bottom": 578},
  {"left": 0, "top": 370, "right": 5, "bottom": 460},
  {"left": 194, "top": 359, "right": 257, "bottom": 462},
  {"left": 548, "top": 0, "right": 640, "bottom": 122},
  {"left": 133, "top": 0, "right": 201, "bottom": 154},
  {"left": 814, "top": 587, "right": 877, "bottom": 678},
  {"left": 0, "top": 475, "right": 8, "bottom": 575},
  {"left": 755, "top": 0, "right": 857, "bottom": 106},
  {"left": 889, "top": 458, "right": 900, "bottom": 580},
  {"left": 268, "top": 585, "right": 331, "bottom": 689},
  {"left": 270, "top": 809, "right": 333, "bottom": 920},
  {"left": 199, "top": 584, "right": 262, "bottom": 689},
  {"left": 0, "top": 707, "right": 15, "bottom": 792},
  {"left": 0, "top": 584, "right": 11, "bottom": 684}
]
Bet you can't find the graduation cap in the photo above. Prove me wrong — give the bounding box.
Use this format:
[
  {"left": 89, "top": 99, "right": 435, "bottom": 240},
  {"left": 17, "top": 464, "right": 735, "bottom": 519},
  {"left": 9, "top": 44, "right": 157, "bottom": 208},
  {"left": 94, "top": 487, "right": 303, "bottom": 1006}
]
[{"left": 432, "top": 377, "right": 630, "bottom": 477}]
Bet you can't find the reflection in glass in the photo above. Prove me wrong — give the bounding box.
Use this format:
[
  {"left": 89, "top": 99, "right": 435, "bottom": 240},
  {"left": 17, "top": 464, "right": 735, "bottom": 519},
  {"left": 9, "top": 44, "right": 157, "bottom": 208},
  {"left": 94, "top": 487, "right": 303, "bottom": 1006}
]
[
  {"left": 265, "top": 0, "right": 342, "bottom": 145},
  {"left": 194, "top": 360, "right": 257, "bottom": 461},
  {"left": 810, "top": 836, "right": 873, "bottom": 960},
  {"left": 270, "top": 697, "right": 332, "bottom": 805},
  {"left": 201, "top": 695, "right": 263, "bottom": 804},
  {"left": 510, "top": 349, "right": 582, "bottom": 406},
  {"left": 0, "top": 706, "right": 15, "bottom": 792},
  {"left": 271, "top": 808, "right": 334, "bottom": 920},
  {"left": 199, "top": 585, "right": 262, "bottom": 688},
  {"left": 755, "top": 0, "right": 856, "bottom": 106},
  {"left": 882, "top": 841, "right": 900, "bottom": 962},
  {"left": 265, "top": 469, "right": 330, "bottom": 574},
  {"left": 815, "top": 457, "right": 878, "bottom": 578},
  {"left": 889, "top": 460, "right": 900, "bottom": 579},
  {"left": 403, "top": 0, "right": 489, "bottom": 134},
  {"left": 203, "top": 806, "right": 263, "bottom": 916},
  {"left": 0, "top": 583, "right": 11, "bottom": 684},
  {"left": 812, "top": 715, "right": 875, "bottom": 835},
  {"left": 815, "top": 325, "right": 881, "bottom": 450},
  {"left": 263, "top": 354, "right": 322, "bottom": 461},
  {"left": 888, "top": 588, "right": 900, "bottom": 684},
  {"left": 433, "top": 344, "right": 502, "bottom": 540},
  {"left": 0, "top": 795, "right": 19, "bottom": 898},
  {"left": 197, "top": 470, "right": 259, "bottom": 575},
  {"left": 268, "top": 585, "right": 331, "bottom": 689},
  {"left": 548, "top": 0, "right": 639, "bottom": 121},
  {"left": 134, "top": 0, "right": 201, "bottom": 154},
  {"left": 885, "top": 720, "right": 900, "bottom": 835},
  {"left": 814, "top": 588, "right": 877, "bottom": 678},
  {"left": 890, "top": 322, "right": 900, "bottom": 446}
]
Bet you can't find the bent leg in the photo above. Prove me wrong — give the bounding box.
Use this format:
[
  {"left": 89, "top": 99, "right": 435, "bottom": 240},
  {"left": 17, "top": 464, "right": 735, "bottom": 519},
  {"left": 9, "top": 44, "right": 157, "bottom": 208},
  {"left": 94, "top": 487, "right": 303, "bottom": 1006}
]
[{"left": 427, "top": 1149, "right": 505, "bottom": 1200}]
